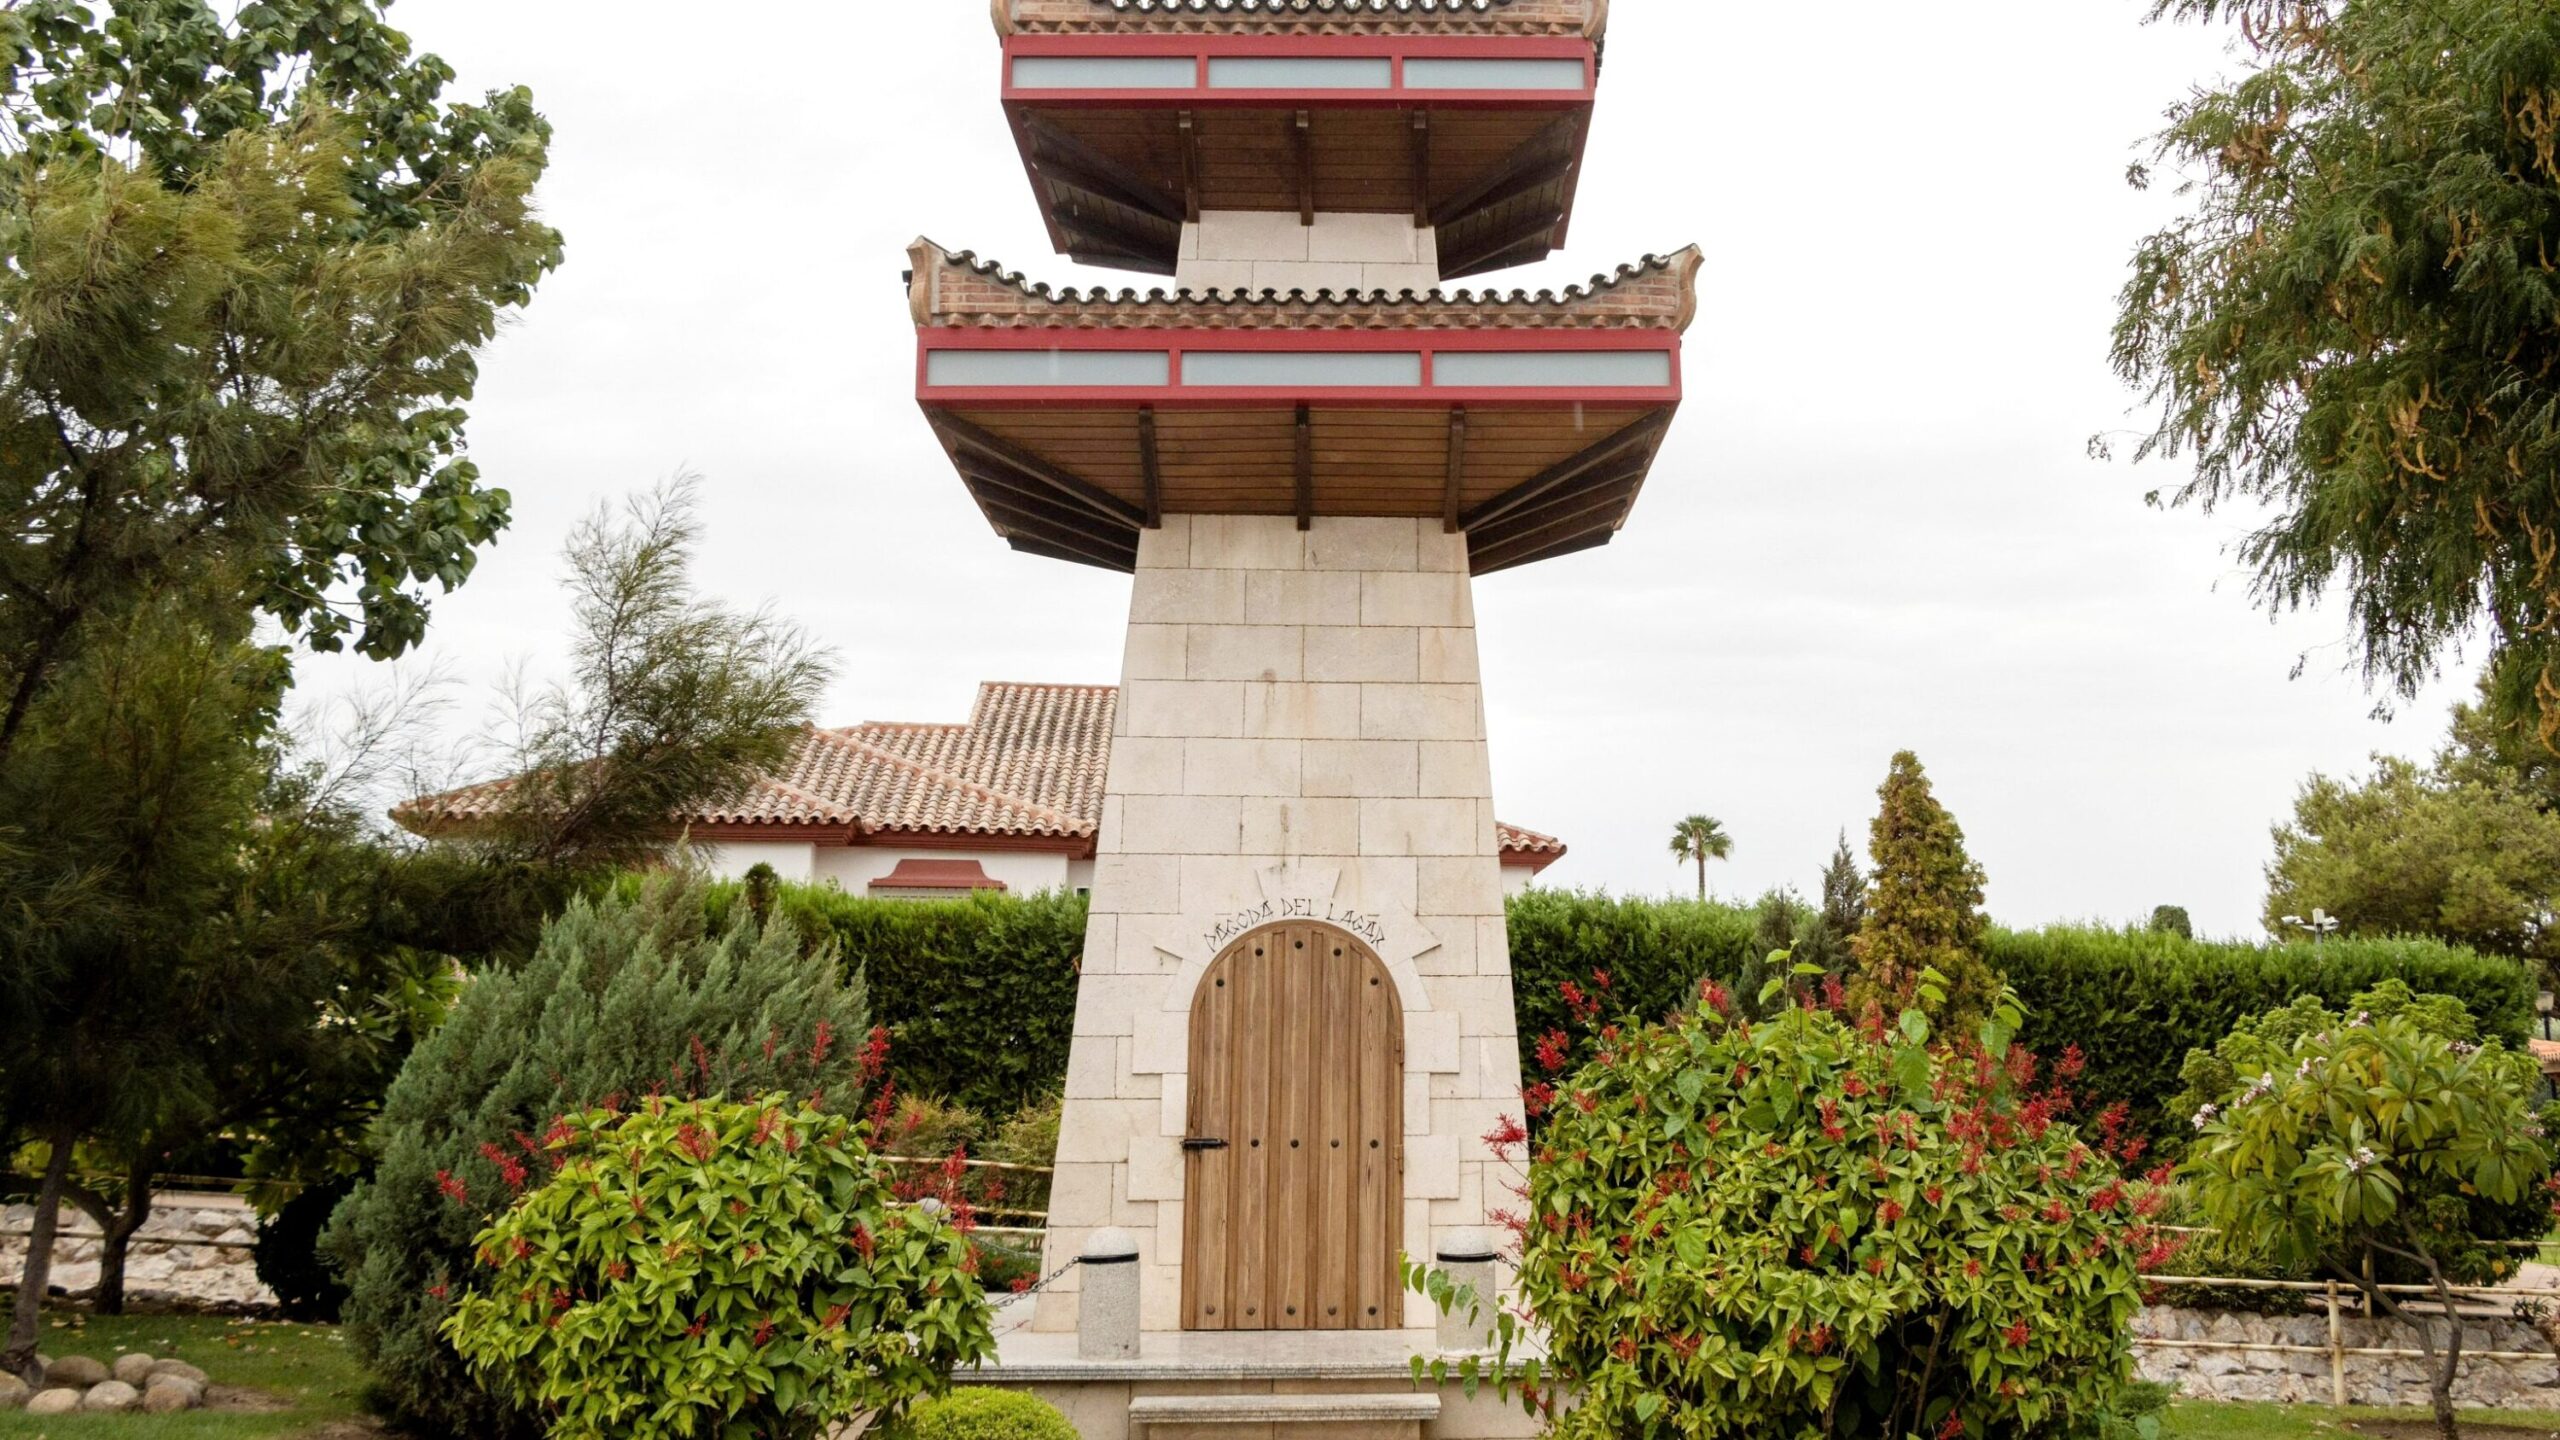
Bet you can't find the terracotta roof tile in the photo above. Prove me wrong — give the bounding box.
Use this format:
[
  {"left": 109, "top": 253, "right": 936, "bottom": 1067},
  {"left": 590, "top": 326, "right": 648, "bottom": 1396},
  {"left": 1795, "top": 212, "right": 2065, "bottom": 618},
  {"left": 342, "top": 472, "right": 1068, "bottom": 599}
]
[
  {"left": 907, "top": 239, "right": 1702, "bottom": 333},
  {"left": 400, "top": 682, "right": 1563, "bottom": 862}
]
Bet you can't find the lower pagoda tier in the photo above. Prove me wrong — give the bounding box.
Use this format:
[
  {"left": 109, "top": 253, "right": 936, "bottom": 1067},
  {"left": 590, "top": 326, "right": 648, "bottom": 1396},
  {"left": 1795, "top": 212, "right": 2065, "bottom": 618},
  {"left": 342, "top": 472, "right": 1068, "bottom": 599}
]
[{"left": 905, "top": 238, "right": 1698, "bottom": 575}]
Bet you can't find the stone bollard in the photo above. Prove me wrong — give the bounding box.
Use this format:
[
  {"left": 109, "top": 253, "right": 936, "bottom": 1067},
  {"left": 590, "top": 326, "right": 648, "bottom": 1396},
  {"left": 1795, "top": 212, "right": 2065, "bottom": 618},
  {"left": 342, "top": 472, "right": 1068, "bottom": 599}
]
[
  {"left": 1079, "top": 1228, "right": 1141, "bottom": 1361},
  {"left": 1436, "top": 1229, "right": 1501, "bottom": 1356}
]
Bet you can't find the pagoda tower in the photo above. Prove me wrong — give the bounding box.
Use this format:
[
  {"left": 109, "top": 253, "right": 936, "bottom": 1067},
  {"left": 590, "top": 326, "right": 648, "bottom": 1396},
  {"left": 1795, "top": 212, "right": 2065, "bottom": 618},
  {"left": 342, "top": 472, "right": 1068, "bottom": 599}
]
[{"left": 911, "top": 0, "right": 1696, "bottom": 1340}]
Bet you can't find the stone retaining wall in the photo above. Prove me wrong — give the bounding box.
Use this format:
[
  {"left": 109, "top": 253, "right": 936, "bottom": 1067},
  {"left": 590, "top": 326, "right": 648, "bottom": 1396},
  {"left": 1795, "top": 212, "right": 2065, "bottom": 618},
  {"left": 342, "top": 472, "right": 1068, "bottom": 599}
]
[
  {"left": 0, "top": 1200, "right": 276, "bottom": 1310},
  {"left": 2133, "top": 1306, "right": 2560, "bottom": 1410}
]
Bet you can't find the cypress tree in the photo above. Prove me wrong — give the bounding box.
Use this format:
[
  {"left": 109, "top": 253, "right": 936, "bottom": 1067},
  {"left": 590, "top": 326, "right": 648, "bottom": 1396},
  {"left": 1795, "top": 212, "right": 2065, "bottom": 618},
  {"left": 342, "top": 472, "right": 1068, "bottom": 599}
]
[{"left": 1847, "top": 753, "right": 1999, "bottom": 1034}]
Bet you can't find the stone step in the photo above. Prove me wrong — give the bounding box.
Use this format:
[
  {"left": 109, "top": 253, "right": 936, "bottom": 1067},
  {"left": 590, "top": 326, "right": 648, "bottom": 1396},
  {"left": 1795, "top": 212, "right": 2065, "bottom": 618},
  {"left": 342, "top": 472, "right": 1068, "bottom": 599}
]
[{"left": 1129, "top": 1391, "right": 1441, "bottom": 1439}]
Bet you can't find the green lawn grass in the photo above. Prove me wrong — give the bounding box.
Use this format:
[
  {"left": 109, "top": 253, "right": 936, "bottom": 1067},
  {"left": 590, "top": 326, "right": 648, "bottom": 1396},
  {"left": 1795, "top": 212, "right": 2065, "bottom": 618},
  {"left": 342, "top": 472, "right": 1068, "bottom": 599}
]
[
  {"left": 0, "top": 1314, "right": 370, "bottom": 1439},
  {"left": 2165, "top": 1399, "right": 2560, "bottom": 1436}
]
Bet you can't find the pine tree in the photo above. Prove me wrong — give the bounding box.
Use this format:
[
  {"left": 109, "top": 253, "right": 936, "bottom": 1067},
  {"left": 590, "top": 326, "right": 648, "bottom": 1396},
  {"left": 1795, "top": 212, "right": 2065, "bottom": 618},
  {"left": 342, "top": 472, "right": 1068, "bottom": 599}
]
[
  {"left": 322, "top": 880, "right": 872, "bottom": 1438},
  {"left": 1847, "top": 753, "right": 1999, "bottom": 1034},
  {"left": 1791, "top": 831, "right": 1867, "bottom": 975}
]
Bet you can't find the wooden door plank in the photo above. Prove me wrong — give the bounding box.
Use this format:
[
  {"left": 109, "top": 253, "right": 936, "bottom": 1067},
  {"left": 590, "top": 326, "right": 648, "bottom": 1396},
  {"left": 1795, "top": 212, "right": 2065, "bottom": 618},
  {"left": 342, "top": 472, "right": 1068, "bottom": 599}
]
[
  {"left": 1317, "top": 935, "right": 1357, "bottom": 1328},
  {"left": 1233, "top": 932, "right": 1274, "bottom": 1328},
  {"left": 1357, "top": 951, "right": 1398, "bottom": 1330},
  {"left": 1185, "top": 953, "right": 1236, "bottom": 1330},
  {"left": 1273, "top": 926, "right": 1313, "bottom": 1329}
]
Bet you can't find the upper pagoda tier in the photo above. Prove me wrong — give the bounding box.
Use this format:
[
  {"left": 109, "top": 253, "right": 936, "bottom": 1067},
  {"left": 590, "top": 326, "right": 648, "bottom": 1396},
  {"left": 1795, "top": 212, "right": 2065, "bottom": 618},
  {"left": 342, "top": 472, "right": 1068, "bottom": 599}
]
[
  {"left": 907, "top": 236, "right": 1697, "bottom": 576},
  {"left": 989, "top": 0, "right": 1610, "bottom": 279}
]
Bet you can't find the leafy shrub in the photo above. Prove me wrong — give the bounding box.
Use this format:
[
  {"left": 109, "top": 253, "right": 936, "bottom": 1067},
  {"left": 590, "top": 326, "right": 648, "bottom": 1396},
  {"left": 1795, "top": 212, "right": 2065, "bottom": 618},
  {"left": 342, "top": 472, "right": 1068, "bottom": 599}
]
[
  {"left": 889, "top": 1387, "right": 1077, "bottom": 1440},
  {"left": 699, "top": 883, "right": 1086, "bottom": 1120},
  {"left": 325, "top": 880, "right": 877, "bottom": 1439},
  {"left": 2186, "top": 1009, "right": 2558, "bottom": 1435},
  {"left": 254, "top": 1178, "right": 354, "bottom": 1322},
  {"left": 445, "top": 1095, "right": 991, "bottom": 1440},
  {"left": 1423, "top": 978, "right": 2171, "bottom": 1440}
]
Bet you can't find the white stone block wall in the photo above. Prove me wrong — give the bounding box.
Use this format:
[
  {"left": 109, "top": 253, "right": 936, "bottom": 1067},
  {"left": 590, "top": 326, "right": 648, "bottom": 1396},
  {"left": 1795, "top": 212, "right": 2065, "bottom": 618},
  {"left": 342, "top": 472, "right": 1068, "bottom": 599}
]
[
  {"left": 1039, "top": 516, "right": 1528, "bottom": 1334},
  {"left": 1177, "top": 211, "right": 1442, "bottom": 294}
]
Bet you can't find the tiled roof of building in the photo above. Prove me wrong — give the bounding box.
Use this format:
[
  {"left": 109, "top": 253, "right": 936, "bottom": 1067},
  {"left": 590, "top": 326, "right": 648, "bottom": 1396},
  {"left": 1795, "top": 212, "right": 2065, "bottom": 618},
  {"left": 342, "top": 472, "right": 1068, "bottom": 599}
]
[
  {"left": 398, "top": 682, "right": 1565, "bottom": 866},
  {"left": 1000, "top": 0, "right": 1603, "bottom": 38},
  {"left": 1495, "top": 822, "right": 1565, "bottom": 858},
  {"left": 908, "top": 240, "right": 1700, "bottom": 332}
]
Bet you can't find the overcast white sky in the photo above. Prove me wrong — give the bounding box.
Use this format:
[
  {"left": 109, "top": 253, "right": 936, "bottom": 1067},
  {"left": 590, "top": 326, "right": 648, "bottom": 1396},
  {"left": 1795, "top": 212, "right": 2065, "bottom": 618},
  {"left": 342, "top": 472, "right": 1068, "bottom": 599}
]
[{"left": 296, "top": 2, "right": 2479, "bottom": 941}]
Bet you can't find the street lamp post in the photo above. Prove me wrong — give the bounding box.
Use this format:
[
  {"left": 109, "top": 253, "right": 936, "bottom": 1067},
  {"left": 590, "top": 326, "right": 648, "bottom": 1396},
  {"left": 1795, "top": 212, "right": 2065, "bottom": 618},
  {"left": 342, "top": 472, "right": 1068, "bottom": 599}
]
[{"left": 2280, "top": 909, "right": 2343, "bottom": 945}]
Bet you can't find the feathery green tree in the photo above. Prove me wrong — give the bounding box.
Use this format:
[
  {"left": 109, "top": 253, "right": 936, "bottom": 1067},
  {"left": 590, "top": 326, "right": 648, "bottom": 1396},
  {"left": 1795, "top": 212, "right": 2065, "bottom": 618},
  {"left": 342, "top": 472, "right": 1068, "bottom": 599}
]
[
  {"left": 2112, "top": 0, "right": 2560, "bottom": 739},
  {"left": 1666, "top": 814, "right": 1732, "bottom": 902},
  {"left": 1848, "top": 753, "right": 1999, "bottom": 1033},
  {"left": 394, "top": 480, "right": 833, "bottom": 957}
]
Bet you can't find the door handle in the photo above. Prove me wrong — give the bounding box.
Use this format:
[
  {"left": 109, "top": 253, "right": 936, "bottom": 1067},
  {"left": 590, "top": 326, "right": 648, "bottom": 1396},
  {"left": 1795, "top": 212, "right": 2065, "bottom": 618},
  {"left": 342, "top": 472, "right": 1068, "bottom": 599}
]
[{"left": 1182, "top": 1137, "right": 1230, "bottom": 1152}]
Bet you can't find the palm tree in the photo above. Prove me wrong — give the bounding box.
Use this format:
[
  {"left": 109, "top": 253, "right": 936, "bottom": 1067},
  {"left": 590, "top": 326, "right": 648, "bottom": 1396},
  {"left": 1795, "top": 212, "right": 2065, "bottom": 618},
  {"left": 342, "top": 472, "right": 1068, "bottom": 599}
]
[{"left": 1668, "top": 815, "right": 1733, "bottom": 901}]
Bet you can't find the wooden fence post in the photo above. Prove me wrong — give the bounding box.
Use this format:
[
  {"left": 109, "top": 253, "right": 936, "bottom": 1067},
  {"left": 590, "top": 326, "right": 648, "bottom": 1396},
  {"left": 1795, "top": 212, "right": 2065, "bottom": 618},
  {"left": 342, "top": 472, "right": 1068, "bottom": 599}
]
[{"left": 2326, "top": 1281, "right": 2346, "bottom": 1406}]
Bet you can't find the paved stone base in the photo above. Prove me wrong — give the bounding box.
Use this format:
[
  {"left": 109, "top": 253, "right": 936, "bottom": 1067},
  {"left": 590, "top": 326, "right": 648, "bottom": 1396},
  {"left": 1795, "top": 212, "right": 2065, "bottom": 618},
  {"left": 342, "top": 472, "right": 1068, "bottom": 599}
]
[{"left": 968, "top": 1328, "right": 1538, "bottom": 1440}]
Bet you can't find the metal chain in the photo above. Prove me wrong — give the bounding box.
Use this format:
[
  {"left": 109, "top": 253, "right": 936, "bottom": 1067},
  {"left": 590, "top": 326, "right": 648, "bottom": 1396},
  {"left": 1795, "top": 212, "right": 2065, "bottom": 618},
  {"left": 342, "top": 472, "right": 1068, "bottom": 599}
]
[{"left": 984, "top": 1252, "right": 1084, "bottom": 1342}]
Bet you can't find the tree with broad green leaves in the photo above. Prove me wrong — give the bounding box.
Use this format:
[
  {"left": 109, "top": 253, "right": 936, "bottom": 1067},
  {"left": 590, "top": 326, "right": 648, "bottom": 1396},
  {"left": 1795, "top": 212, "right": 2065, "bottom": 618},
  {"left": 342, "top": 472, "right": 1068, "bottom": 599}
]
[
  {"left": 1848, "top": 752, "right": 2000, "bottom": 1035},
  {"left": 0, "top": 0, "right": 562, "bottom": 773},
  {"left": 2184, "top": 1008, "right": 2557, "bottom": 1440},
  {"left": 1667, "top": 814, "right": 1733, "bottom": 902},
  {"left": 2111, "top": 0, "right": 2560, "bottom": 740}
]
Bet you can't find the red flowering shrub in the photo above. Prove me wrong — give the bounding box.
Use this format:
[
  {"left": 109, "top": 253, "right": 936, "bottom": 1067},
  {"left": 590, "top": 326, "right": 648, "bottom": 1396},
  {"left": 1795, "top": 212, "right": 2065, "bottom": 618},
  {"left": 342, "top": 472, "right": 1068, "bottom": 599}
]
[
  {"left": 444, "top": 1095, "right": 992, "bottom": 1440},
  {"left": 1418, "top": 972, "right": 2169, "bottom": 1440}
]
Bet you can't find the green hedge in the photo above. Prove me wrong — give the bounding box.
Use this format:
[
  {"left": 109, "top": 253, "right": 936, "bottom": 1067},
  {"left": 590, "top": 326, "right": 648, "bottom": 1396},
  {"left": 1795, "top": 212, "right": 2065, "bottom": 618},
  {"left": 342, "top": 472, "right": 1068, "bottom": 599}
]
[
  {"left": 1506, "top": 888, "right": 1757, "bottom": 1046},
  {"left": 704, "top": 884, "right": 1088, "bottom": 1120},
  {"left": 1506, "top": 892, "right": 2535, "bottom": 1146},
  {"left": 1990, "top": 925, "right": 2536, "bottom": 1146},
  {"left": 705, "top": 884, "right": 2535, "bottom": 1150}
]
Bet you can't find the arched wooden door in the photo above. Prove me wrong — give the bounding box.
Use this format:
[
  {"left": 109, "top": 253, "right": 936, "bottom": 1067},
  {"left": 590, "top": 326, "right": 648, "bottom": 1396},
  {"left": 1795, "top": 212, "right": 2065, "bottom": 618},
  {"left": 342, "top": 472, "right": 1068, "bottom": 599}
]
[{"left": 1182, "top": 922, "right": 1403, "bottom": 1331}]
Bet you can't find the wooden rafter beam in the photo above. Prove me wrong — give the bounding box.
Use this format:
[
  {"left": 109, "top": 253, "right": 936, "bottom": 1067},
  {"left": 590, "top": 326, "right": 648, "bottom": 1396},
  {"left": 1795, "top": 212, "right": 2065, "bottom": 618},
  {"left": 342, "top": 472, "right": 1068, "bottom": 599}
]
[
  {"left": 1466, "top": 455, "right": 1649, "bottom": 549},
  {"left": 1441, "top": 407, "right": 1467, "bottom": 535},
  {"left": 1138, "top": 406, "right": 1163, "bottom": 529},
  {"left": 1025, "top": 117, "right": 1184, "bottom": 224},
  {"left": 957, "top": 465, "right": 1141, "bottom": 553},
  {"left": 1432, "top": 117, "right": 1580, "bottom": 227},
  {"left": 1061, "top": 242, "right": 1176, "bottom": 276},
  {"left": 1058, "top": 201, "right": 1180, "bottom": 273},
  {"left": 933, "top": 413, "right": 1150, "bottom": 530},
  {"left": 1293, "top": 111, "right": 1314, "bottom": 227},
  {"left": 1178, "top": 111, "right": 1202, "bottom": 224},
  {"left": 1468, "top": 475, "right": 1644, "bottom": 569},
  {"left": 1473, "top": 523, "right": 1615, "bottom": 577},
  {"left": 1410, "top": 111, "right": 1433, "bottom": 226},
  {"left": 1008, "top": 534, "right": 1137, "bottom": 574},
  {"left": 1294, "top": 404, "right": 1314, "bottom": 531},
  {"left": 974, "top": 488, "right": 1140, "bottom": 572},
  {"left": 1440, "top": 206, "right": 1567, "bottom": 279},
  {"left": 1459, "top": 410, "right": 1673, "bottom": 532}
]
